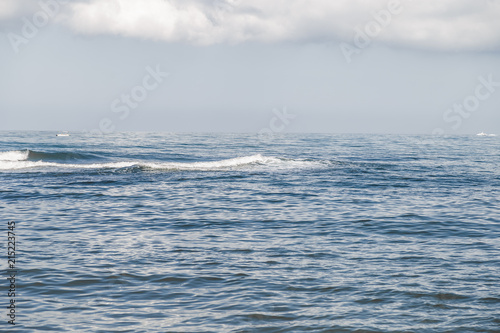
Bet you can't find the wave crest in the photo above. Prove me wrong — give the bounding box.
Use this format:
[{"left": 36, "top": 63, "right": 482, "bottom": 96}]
[
  {"left": 0, "top": 153, "right": 326, "bottom": 172},
  {"left": 142, "top": 154, "right": 279, "bottom": 170},
  {"left": 0, "top": 150, "right": 29, "bottom": 161},
  {"left": 0, "top": 149, "right": 99, "bottom": 163}
]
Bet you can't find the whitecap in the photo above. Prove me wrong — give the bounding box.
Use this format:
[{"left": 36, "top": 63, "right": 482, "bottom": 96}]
[
  {"left": 0, "top": 154, "right": 328, "bottom": 172},
  {"left": 0, "top": 150, "right": 29, "bottom": 161}
]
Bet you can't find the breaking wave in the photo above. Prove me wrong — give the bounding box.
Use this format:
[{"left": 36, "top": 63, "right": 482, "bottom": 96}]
[
  {"left": 0, "top": 151, "right": 327, "bottom": 172},
  {"left": 0, "top": 149, "right": 98, "bottom": 162},
  {"left": 0, "top": 150, "right": 29, "bottom": 161}
]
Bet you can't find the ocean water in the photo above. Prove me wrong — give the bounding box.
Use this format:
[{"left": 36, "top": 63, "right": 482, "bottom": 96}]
[{"left": 1, "top": 131, "right": 500, "bottom": 332}]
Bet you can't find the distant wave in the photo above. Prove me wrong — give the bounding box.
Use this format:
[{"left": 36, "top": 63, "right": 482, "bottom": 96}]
[
  {"left": 0, "top": 152, "right": 327, "bottom": 171},
  {"left": 141, "top": 154, "right": 280, "bottom": 170},
  {"left": 0, "top": 149, "right": 97, "bottom": 162},
  {"left": 139, "top": 154, "right": 328, "bottom": 171}
]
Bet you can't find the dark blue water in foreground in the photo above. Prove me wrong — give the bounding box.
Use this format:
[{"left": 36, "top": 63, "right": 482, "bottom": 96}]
[{"left": 1, "top": 132, "right": 500, "bottom": 332}]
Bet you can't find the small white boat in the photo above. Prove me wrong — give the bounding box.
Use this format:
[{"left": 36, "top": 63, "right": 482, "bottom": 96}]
[
  {"left": 56, "top": 132, "right": 70, "bottom": 137},
  {"left": 476, "top": 132, "right": 496, "bottom": 137}
]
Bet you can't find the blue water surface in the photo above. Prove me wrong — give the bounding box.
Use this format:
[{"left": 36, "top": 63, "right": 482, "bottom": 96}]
[{"left": 1, "top": 132, "right": 499, "bottom": 332}]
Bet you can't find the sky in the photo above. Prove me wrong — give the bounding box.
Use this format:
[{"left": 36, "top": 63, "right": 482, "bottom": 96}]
[{"left": 1, "top": 0, "right": 500, "bottom": 134}]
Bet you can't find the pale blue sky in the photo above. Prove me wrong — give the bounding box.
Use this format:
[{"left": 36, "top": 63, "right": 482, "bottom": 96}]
[{"left": 1, "top": 0, "right": 500, "bottom": 134}]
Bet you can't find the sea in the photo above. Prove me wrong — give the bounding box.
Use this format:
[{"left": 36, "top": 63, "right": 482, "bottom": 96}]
[{"left": 1, "top": 131, "right": 499, "bottom": 332}]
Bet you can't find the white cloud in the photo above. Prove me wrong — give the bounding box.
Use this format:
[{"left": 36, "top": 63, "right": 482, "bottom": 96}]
[
  {"left": 0, "top": 0, "right": 40, "bottom": 20},
  {"left": 3, "top": 0, "right": 500, "bottom": 51}
]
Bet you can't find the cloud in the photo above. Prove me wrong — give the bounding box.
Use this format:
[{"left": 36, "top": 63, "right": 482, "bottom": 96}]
[
  {"left": 0, "top": 0, "right": 42, "bottom": 22},
  {"left": 2, "top": 0, "right": 500, "bottom": 51}
]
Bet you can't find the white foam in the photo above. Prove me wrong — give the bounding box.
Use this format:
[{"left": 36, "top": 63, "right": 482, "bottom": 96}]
[
  {"left": 0, "top": 161, "right": 57, "bottom": 170},
  {"left": 0, "top": 150, "right": 29, "bottom": 161},
  {"left": 0, "top": 160, "right": 136, "bottom": 171},
  {"left": 142, "top": 154, "right": 280, "bottom": 170},
  {"left": 0, "top": 154, "right": 327, "bottom": 171},
  {"left": 67, "top": 162, "right": 138, "bottom": 169},
  {"left": 141, "top": 155, "right": 326, "bottom": 171}
]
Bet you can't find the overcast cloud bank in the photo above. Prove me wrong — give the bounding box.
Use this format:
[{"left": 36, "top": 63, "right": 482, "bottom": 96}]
[{"left": 1, "top": 0, "right": 500, "bottom": 51}]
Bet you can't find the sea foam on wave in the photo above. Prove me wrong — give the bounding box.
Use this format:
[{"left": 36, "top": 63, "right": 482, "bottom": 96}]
[
  {"left": 0, "top": 153, "right": 326, "bottom": 171},
  {"left": 142, "top": 154, "right": 279, "bottom": 170},
  {"left": 0, "top": 160, "right": 136, "bottom": 171},
  {"left": 0, "top": 150, "right": 29, "bottom": 161}
]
